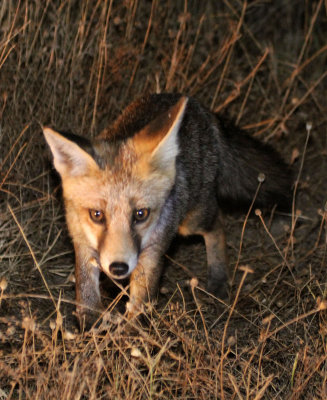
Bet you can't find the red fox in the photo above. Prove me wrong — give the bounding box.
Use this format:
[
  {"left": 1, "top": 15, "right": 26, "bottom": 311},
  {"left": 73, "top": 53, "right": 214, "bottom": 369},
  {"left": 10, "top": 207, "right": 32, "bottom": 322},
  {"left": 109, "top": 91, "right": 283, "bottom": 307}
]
[{"left": 43, "top": 93, "right": 292, "bottom": 327}]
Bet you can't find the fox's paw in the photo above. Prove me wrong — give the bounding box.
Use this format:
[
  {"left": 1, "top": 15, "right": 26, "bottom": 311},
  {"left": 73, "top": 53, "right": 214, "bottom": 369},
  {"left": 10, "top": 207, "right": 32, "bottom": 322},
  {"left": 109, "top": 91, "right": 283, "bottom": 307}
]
[
  {"left": 76, "top": 302, "right": 104, "bottom": 331},
  {"left": 76, "top": 311, "right": 101, "bottom": 331},
  {"left": 125, "top": 300, "right": 145, "bottom": 320},
  {"left": 207, "top": 268, "right": 229, "bottom": 301}
]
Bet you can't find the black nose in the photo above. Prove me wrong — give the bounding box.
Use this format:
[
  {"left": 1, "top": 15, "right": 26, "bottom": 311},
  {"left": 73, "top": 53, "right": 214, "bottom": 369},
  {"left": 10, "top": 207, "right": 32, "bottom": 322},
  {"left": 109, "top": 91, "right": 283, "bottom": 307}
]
[{"left": 109, "top": 262, "right": 129, "bottom": 277}]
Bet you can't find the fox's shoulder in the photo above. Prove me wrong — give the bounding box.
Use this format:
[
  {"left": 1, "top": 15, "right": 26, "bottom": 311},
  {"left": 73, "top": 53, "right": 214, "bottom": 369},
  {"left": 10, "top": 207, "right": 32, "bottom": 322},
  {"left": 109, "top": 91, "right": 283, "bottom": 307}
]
[{"left": 98, "top": 93, "right": 186, "bottom": 141}]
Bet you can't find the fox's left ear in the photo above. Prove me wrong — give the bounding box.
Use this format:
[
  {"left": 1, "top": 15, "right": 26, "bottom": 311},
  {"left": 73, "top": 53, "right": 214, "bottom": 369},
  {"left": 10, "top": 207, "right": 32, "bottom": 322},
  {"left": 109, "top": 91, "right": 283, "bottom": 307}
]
[
  {"left": 43, "top": 127, "right": 99, "bottom": 178},
  {"left": 133, "top": 96, "right": 188, "bottom": 178}
]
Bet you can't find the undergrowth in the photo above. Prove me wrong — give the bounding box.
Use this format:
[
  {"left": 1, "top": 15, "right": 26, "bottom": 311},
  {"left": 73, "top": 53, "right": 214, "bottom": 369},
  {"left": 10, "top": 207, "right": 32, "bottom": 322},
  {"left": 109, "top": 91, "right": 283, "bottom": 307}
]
[{"left": 0, "top": 1, "right": 326, "bottom": 398}]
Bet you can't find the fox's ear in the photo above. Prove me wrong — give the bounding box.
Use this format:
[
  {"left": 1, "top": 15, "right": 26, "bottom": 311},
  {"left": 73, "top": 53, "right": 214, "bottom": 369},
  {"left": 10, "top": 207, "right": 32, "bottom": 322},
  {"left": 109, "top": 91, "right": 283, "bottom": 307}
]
[
  {"left": 43, "top": 127, "right": 99, "bottom": 178},
  {"left": 133, "top": 96, "right": 188, "bottom": 177}
]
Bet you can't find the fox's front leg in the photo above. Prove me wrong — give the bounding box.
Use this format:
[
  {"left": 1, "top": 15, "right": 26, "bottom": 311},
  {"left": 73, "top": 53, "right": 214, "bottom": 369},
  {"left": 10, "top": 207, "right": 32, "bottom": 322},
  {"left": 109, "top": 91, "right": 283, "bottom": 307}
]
[
  {"left": 126, "top": 247, "right": 162, "bottom": 318},
  {"left": 74, "top": 243, "right": 103, "bottom": 329},
  {"left": 202, "top": 213, "right": 229, "bottom": 300}
]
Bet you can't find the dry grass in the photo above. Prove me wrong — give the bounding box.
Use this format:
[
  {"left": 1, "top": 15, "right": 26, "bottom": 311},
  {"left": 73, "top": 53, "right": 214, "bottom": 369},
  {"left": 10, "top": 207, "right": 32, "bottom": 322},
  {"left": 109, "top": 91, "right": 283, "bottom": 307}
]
[{"left": 1, "top": 1, "right": 327, "bottom": 398}]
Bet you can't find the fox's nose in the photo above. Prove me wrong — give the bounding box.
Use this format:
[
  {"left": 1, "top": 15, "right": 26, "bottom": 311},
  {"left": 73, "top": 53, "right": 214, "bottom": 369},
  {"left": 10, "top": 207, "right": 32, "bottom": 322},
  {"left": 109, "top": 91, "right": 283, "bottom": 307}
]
[{"left": 109, "top": 262, "right": 129, "bottom": 277}]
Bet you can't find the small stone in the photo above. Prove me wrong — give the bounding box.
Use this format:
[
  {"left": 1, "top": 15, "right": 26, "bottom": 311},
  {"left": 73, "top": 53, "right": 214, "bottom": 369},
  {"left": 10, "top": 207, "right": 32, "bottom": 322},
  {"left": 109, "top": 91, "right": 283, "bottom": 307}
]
[
  {"left": 63, "top": 330, "right": 76, "bottom": 340},
  {"left": 0, "top": 277, "right": 8, "bottom": 291},
  {"left": 227, "top": 336, "right": 236, "bottom": 346},
  {"left": 160, "top": 286, "right": 169, "bottom": 294},
  {"left": 131, "top": 347, "right": 142, "bottom": 358},
  {"left": 190, "top": 277, "right": 199, "bottom": 288}
]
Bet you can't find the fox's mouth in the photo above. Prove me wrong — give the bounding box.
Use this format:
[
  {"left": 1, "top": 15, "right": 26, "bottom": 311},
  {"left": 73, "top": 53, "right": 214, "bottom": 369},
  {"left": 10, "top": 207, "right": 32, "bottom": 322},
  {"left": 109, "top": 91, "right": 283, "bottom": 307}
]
[
  {"left": 89, "top": 253, "right": 138, "bottom": 280},
  {"left": 89, "top": 245, "right": 139, "bottom": 280}
]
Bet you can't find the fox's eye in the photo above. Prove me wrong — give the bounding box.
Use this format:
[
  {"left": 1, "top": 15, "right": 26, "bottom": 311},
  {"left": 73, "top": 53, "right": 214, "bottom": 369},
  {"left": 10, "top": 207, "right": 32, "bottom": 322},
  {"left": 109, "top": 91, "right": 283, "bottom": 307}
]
[
  {"left": 89, "top": 209, "right": 105, "bottom": 224},
  {"left": 133, "top": 208, "right": 150, "bottom": 223}
]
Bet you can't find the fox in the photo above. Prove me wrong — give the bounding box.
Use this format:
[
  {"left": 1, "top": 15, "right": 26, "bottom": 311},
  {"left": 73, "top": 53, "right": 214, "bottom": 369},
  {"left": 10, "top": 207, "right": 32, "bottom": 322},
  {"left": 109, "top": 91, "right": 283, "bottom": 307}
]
[{"left": 43, "top": 93, "right": 292, "bottom": 328}]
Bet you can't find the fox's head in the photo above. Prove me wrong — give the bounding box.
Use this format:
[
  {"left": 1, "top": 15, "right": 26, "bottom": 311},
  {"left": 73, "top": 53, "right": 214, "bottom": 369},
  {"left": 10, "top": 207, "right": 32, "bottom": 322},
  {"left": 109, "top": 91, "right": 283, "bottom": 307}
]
[{"left": 43, "top": 97, "right": 188, "bottom": 280}]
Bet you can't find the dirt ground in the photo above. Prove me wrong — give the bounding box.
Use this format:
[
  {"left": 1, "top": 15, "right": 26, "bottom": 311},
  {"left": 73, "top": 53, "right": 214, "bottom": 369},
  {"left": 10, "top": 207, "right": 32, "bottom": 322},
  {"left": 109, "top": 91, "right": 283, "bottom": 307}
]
[{"left": 0, "top": 1, "right": 326, "bottom": 399}]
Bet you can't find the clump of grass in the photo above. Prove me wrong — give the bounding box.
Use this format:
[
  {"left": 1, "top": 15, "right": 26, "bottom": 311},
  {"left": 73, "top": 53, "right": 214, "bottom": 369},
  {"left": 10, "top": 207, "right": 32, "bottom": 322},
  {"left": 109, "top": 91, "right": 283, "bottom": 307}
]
[{"left": 1, "top": 1, "right": 327, "bottom": 398}]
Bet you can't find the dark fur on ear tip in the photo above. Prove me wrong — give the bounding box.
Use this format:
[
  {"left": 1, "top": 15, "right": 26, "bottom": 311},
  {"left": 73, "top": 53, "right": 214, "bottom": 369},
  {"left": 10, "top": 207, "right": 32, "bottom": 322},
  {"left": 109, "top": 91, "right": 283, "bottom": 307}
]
[
  {"left": 56, "top": 130, "right": 93, "bottom": 151},
  {"left": 56, "top": 130, "right": 104, "bottom": 168}
]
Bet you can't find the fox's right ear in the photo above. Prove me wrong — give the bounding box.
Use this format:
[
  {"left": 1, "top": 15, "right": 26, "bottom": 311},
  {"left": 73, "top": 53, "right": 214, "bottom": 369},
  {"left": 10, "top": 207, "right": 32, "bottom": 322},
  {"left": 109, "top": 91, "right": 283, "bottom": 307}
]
[
  {"left": 43, "top": 127, "right": 99, "bottom": 178},
  {"left": 132, "top": 97, "right": 188, "bottom": 180}
]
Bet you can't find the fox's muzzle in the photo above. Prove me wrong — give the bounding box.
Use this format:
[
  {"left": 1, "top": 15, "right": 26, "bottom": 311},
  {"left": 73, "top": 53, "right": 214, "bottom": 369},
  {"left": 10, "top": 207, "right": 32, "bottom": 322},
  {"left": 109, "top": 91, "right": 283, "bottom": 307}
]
[{"left": 98, "top": 223, "right": 140, "bottom": 279}]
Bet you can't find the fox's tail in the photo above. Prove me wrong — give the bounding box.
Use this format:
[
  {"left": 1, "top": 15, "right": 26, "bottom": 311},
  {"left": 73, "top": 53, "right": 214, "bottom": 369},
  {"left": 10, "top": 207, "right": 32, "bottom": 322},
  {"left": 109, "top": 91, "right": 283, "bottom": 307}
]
[{"left": 216, "top": 118, "right": 293, "bottom": 210}]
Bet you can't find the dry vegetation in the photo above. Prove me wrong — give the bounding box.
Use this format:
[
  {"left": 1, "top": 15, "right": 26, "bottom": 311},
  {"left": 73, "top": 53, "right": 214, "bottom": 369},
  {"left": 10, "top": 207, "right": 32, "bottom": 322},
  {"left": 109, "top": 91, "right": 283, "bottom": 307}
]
[{"left": 0, "top": 0, "right": 327, "bottom": 398}]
